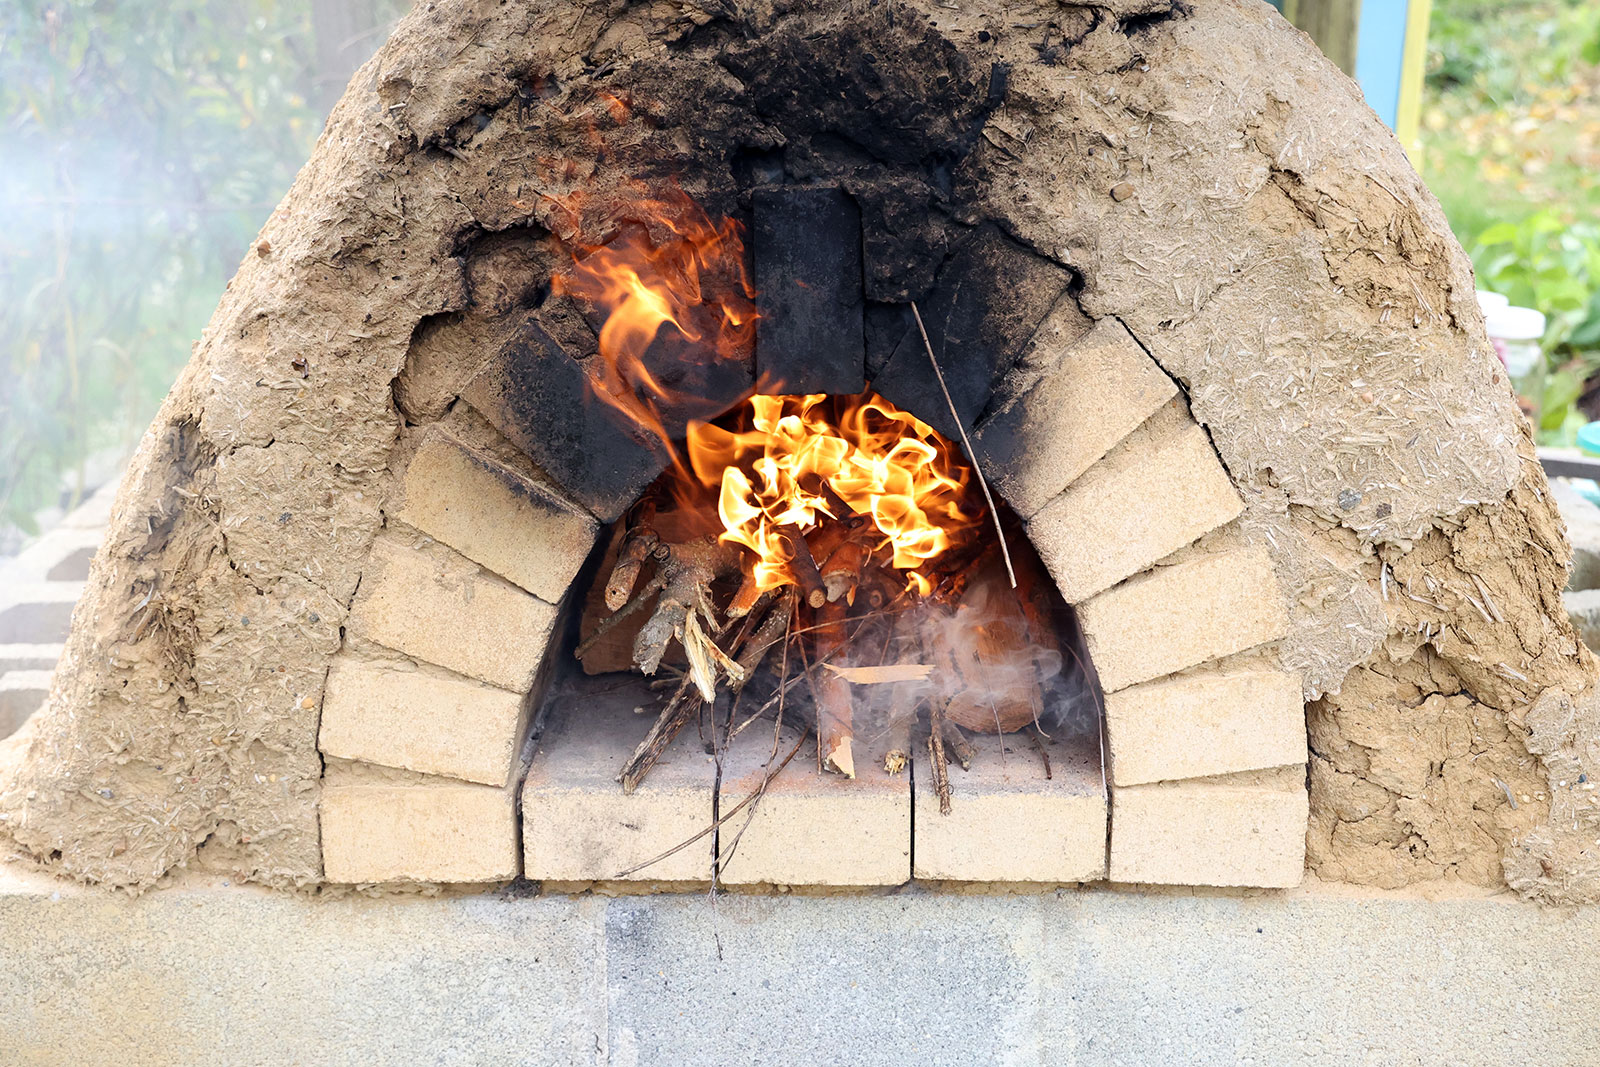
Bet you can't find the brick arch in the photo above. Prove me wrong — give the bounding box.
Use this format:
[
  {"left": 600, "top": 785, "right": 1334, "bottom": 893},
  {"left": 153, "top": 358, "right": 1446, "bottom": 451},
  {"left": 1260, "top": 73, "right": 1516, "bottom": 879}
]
[{"left": 317, "top": 312, "right": 1306, "bottom": 890}]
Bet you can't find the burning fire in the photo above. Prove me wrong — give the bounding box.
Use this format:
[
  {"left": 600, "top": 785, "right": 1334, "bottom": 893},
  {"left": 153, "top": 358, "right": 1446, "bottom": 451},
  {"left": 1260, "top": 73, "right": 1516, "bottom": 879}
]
[
  {"left": 551, "top": 186, "right": 758, "bottom": 449},
  {"left": 688, "top": 394, "right": 977, "bottom": 595},
  {"left": 554, "top": 187, "right": 979, "bottom": 596}
]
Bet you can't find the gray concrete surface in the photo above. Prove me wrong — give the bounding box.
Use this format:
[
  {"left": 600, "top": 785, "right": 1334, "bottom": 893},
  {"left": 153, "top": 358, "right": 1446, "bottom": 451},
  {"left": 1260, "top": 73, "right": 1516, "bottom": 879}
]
[{"left": 2, "top": 868, "right": 1595, "bottom": 1066}]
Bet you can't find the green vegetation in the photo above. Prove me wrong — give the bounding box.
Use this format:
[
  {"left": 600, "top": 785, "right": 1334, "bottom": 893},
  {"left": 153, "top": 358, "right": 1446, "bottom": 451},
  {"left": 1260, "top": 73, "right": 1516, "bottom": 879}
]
[
  {"left": 1423, "top": 0, "right": 1600, "bottom": 440},
  {"left": 0, "top": 1, "right": 401, "bottom": 533}
]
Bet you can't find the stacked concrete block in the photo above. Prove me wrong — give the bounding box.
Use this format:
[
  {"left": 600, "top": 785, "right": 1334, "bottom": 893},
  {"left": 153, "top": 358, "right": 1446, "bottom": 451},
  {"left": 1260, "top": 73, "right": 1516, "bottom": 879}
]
[
  {"left": 974, "top": 316, "right": 1177, "bottom": 519},
  {"left": 346, "top": 534, "right": 559, "bottom": 694},
  {"left": 1075, "top": 544, "right": 1289, "bottom": 694},
  {"left": 393, "top": 427, "right": 598, "bottom": 603},
  {"left": 317, "top": 659, "right": 529, "bottom": 787},
  {"left": 1001, "top": 341, "right": 1307, "bottom": 889},
  {"left": 1104, "top": 669, "right": 1306, "bottom": 787}
]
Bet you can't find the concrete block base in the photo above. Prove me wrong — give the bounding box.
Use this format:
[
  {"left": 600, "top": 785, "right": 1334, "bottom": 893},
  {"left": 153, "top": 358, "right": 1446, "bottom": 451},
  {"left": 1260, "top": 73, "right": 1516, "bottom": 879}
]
[{"left": 1, "top": 868, "right": 1593, "bottom": 1066}]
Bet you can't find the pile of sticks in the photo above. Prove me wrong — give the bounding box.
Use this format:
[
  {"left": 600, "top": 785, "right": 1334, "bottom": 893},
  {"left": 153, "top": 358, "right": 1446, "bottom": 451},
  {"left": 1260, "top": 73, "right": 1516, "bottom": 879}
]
[{"left": 576, "top": 487, "right": 1060, "bottom": 812}]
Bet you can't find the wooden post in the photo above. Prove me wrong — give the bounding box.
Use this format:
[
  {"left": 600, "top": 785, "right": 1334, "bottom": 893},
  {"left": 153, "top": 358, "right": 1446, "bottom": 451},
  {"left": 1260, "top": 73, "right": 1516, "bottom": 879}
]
[{"left": 1280, "top": 0, "right": 1362, "bottom": 77}]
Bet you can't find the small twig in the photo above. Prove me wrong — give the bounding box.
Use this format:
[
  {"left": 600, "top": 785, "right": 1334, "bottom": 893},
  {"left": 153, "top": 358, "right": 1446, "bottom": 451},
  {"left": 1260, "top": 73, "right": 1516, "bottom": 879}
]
[
  {"left": 611, "top": 731, "right": 809, "bottom": 879},
  {"left": 720, "top": 609, "right": 795, "bottom": 870},
  {"left": 910, "top": 300, "right": 1016, "bottom": 589},
  {"left": 928, "top": 702, "right": 953, "bottom": 815},
  {"left": 576, "top": 574, "right": 666, "bottom": 659},
  {"left": 1028, "top": 727, "right": 1053, "bottom": 780},
  {"left": 941, "top": 718, "right": 974, "bottom": 771}
]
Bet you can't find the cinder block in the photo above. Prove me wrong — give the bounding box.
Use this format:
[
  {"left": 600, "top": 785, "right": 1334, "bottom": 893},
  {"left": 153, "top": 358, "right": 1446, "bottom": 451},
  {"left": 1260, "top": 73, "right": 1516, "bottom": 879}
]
[
  {"left": 320, "top": 766, "right": 518, "bottom": 884},
  {"left": 975, "top": 317, "right": 1177, "bottom": 518},
  {"left": 0, "top": 670, "right": 51, "bottom": 740},
  {"left": 1110, "top": 768, "right": 1308, "bottom": 888},
  {"left": 913, "top": 730, "right": 1106, "bottom": 883},
  {"left": 317, "top": 656, "right": 528, "bottom": 787},
  {"left": 1028, "top": 405, "right": 1242, "bottom": 602},
  {"left": 522, "top": 690, "right": 717, "bottom": 883},
  {"left": 715, "top": 721, "right": 910, "bottom": 887},
  {"left": 1106, "top": 669, "right": 1306, "bottom": 786},
  {"left": 348, "top": 535, "right": 558, "bottom": 693},
  {"left": 395, "top": 427, "right": 598, "bottom": 603},
  {"left": 1078, "top": 543, "right": 1288, "bottom": 693}
]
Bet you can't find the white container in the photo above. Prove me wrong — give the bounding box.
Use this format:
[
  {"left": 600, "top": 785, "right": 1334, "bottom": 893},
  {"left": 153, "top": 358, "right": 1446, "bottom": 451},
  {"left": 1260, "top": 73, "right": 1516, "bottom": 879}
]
[
  {"left": 1476, "top": 290, "right": 1510, "bottom": 316},
  {"left": 1484, "top": 302, "right": 1546, "bottom": 379}
]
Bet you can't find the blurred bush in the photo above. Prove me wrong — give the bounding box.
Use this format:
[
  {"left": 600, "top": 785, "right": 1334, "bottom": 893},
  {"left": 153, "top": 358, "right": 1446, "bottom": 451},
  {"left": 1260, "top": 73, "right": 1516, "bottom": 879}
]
[
  {"left": 0, "top": 1, "right": 401, "bottom": 533},
  {"left": 1423, "top": 0, "right": 1600, "bottom": 442}
]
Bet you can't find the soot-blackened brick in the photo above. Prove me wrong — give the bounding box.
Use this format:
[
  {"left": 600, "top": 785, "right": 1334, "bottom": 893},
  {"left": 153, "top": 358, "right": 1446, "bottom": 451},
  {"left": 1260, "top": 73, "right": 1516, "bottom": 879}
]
[
  {"left": 460, "top": 314, "right": 666, "bottom": 523},
  {"left": 870, "top": 225, "right": 1071, "bottom": 442},
  {"left": 753, "top": 187, "right": 865, "bottom": 396}
]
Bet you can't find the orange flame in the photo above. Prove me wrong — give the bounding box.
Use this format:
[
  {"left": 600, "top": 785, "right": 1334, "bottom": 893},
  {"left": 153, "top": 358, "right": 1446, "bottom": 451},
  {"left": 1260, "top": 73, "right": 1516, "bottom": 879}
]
[
  {"left": 555, "top": 186, "right": 978, "bottom": 595},
  {"left": 551, "top": 186, "right": 757, "bottom": 454},
  {"left": 688, "top": 393, "right": 978, "bottom": 595}
]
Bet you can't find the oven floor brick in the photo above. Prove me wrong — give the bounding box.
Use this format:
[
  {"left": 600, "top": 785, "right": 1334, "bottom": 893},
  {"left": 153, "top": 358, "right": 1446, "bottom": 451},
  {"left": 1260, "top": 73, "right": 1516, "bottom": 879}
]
[
  {"left": 913, "top": 729, "right": 1106, "bottom": 883},
  {"left": 974, "top": 316, "right": 1177, "bottom": 519},
  {"left": 320, "top": 763, "right": 519, "bottom": 884},
  {"left": 522, "top": 695, "right": 718, "bottom": 884},
  {"left": 348, "top": 534, "right": 558, "bottom": 693},
  {"left": 1077, "top": 542, "right": 1289, "bottom": 693},
  {"left": 715, "top": 721, "right": 910, "bottom": 887},
  {"left": 1107, "top": 668, "right": 1307, "bottom": 787},
  {"left": 317, "top": 656, "right": 528, "bottom": 787},
  {"left": 394, "top": 427, "right": 598, "bottom": 604},
  {"left": 1109, "top": 767, "right": 1308, "bottom": 888},
  {"left": 1028, "top": 403, "right": 1243, "bottom": 603}
]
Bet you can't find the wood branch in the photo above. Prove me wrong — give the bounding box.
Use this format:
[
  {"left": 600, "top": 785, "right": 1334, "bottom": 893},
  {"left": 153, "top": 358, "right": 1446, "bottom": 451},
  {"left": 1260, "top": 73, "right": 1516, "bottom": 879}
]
[
  {"left": 725, "top": 568, "right": 764, "bottom": 619},
  {"left": 927, "top": 702, "right": 952, "bottom": 815},
  {"left": 941, "top": 717, "right": 973, "bottom": 771},
  {"left": 734, "top": 589, "right": 797, "bottom": 687},
  {"left": 817, "top": 481, "right": 857, "bottom": 525},
  {"left": 1028, "top": 728, "right": 1053, "bottom": 780},
  {"left": 808, "top": 600, "right": 855, "bottom": 777},
  {"left": 632, "top": 536, "right": 740, "bottom": 674},
  {"left": 575, "top": 573, "right": 665, "bottom": 660},
  {"left": 680, "top": 610, "right": 721, "bottom": 701},
  {"left": 619, "top": 677, "right": 701, "bottom": 793},
  {"left": 821, "top": 530, "right": 872, "bottom": 604},
  {"left": 804, "top": 517, "right": 850, "bottom": 570},
  {"left": 604, "top": 497, "right": 662, "bottom": 610},
  {"left": 775, "top": 526, "right": 827, "bottom": 609}
]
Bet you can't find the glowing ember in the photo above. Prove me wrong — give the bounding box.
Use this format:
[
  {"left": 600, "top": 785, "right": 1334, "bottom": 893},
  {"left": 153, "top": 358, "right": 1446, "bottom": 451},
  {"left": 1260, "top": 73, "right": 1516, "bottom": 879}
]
[{"left": 688, "top": 393, "right": 978, "bottom": 595}]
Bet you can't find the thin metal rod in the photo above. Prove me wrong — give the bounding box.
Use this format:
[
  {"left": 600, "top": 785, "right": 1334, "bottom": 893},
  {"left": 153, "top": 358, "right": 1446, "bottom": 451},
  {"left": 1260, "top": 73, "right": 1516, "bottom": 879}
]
[{"left": 909, "top": 300, "right": 1017, "bottom": 588}]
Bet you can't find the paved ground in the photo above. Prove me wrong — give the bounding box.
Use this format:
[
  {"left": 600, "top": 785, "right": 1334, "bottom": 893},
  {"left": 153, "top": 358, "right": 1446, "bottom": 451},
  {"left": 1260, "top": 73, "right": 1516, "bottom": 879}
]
[{"left": 0, "top": 868, "right": 1593, "bottom": 1066}]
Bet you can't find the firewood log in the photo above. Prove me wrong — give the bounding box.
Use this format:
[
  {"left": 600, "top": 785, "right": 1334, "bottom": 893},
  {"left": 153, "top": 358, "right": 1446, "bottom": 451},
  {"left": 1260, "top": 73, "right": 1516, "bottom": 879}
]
[
  {"left": 632, "top": 536, "right": 740, "bottom": 674},
  {"left": 775, "top": 526, "right": 826, "bottom": 609},
  {"left": 808, "top": 600, "right": 855, "bottom": 777}
]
